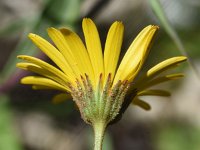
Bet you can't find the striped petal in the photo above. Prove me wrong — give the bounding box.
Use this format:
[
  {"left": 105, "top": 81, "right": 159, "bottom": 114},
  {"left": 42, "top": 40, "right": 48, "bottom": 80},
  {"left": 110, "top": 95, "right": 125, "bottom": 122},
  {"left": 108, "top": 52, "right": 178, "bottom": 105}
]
[
  {"left": 59, "top": 28, "right": 95, "bottom": 82},
  {"left": 28, "top": 33, "right": 75, "bottom": 78},
  {"left": 82, "top": 18, "right": 104, "bottom": 86},
  {"left": 21, "top": 76, "right": 69, "bottom": 92},
  {"left": 129, "top": 56, "right": 187, "bottom": 92},
  {"left": 32, "top": 85, "right": 58, "bottom": 90},
  {"left": 17, "top": 62, "right": 58, "bottom": 80},
  {"left": 17, "top": 55, "right": 72, "bottom": 83},
  {"left": 104, "top": 21, "right": 124, "bottom": 82},
  {"left": 17, "top": 62, "right": 70, "bottom": 90},
  {"left": 113, "top": 25, "right": 159, "bottom": 85},
  {"left": 47, "top": 28, "right": 82, "bottom": 79},
  {"left": 146, "top": 56, "right": 187, "bottom": 78}
]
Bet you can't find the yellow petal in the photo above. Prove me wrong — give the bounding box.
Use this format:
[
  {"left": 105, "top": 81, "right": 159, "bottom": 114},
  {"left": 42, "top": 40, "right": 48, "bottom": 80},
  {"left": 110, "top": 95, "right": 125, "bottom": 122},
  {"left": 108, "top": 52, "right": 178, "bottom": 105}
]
[
  {"left": 21, "top": 76, "right": 69, "bottom": 92},
  {"left": 129, "top": 56, "right": 187, "bottom": 92},
  {"left": 82, "top": 18, "right": 104, "bottom": 86},
  {"left": 138, "top": 89, "right": 171, "bottom": 96},
  {"left": 114, "top": 25, "right": 159, "bottom": 85},
  {"left": 17, "top": 62, "right": 54, "bottom": 78},
  {"left": 32, "top": 85, "right": 70, "bottom": 92},
  {"left": 147, "top": 56, "right": 187, "bottom": 78},
  {"left": 59, "top": 28, "right": 95, "bottom": 82},
  {"left": 132, "top": 98, "right": 151, "bottom": 110},
  {"left": 16, "top": 62, "right": 70, "bottom": 89},
  {"left": 138, "top": 73, "right": 184, "bottom": 90},
  {"left": 32, "top": 85, "right": 55, "bottom": 90},
  {"left": 47, "top": 28, "right": 82, "bottom": 79},
  {"left": 104, "top": 21, "right": 124, "bottom": 82},
  {"left": 28, "top": 33, "right": 75, "bottom": 78},
  {"left": 17, "top": 55, "right": 72, "bottom": 83}
]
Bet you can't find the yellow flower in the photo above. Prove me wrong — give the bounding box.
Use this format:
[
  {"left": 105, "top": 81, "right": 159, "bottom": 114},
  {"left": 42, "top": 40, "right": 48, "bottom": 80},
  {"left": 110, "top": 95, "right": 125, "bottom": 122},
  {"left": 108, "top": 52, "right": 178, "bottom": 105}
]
[{"left": 17, "top": 18, "right": 186, "bottom": 125}]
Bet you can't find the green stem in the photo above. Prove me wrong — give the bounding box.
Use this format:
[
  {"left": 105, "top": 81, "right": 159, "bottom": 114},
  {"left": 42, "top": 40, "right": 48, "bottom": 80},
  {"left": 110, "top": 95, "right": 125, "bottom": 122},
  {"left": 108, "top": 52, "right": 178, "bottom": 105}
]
[{"left": 93, "top": 121, "right": 106, "bottom": 150}]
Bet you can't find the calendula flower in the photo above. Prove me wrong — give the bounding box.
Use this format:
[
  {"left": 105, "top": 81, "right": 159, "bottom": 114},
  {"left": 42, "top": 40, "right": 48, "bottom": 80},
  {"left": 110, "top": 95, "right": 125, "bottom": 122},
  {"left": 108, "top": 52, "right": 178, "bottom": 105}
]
[{"left": 17, "top": 18, "right": 186, "bottom": 150}]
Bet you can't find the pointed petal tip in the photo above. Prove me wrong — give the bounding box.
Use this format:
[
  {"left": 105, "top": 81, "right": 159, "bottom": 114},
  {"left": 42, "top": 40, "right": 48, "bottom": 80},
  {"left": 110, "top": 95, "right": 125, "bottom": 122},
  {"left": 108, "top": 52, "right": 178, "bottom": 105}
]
[
  {"left": 16, "top": 63, "right": 21, "bottom": 68},
  {"left": 179, "top": 56, "right": 187, "bottom": 61},
  {"left": 47, "top": 27, "right": 58, "bottom": 34},
  {"left": 83, "top": 17, "right": 92, "bottom": 21},
  {"left": 83, "top": 19, "right": 124, "bottom": 27},
  {"left": 82, "top": 18, "right": 96, "bottom": 28},
  {"left": 47, "top": 27, "right": 56, "bottom": 30},
  {"left": 113, "top": 21, "right": 124, "bottom": 26},
  {"left": 28, "top": 33, "right": 35, "bottom": 36},
  {"left": 20, "top": 77, "right": 27, "bottom": 83},
  {"left": 17, "top": 55, "right": 30, "bottom": 60},
  {"left": 17, "top": 55, "right": 21, "bottom": 59},
  {"left": 17, "top": 55, "right": 24, "bottom": 59},
  {"left": 153, "top": 25, "right": 159, "bottom": 29},
  {"left": 82, "top": 18, "right": 92, "bottom": 24},
  {"left": 173, "top": 56, "right": 187, "bottom": 63},
  {"left": 147, "top": 25, "right": 159, "bottom": 30},
  {"left": 28, "top": 33, "right": 36, "bottom": 39},
  {"left": 114, "top": 21, "right": 124, "bottom": 30}
]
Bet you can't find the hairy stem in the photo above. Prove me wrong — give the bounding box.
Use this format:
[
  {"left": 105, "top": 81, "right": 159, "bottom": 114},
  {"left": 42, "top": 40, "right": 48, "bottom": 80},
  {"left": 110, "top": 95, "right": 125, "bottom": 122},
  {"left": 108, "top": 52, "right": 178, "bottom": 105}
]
[{"left": 93, "top": 121, "right": 106, "bottom": 150}]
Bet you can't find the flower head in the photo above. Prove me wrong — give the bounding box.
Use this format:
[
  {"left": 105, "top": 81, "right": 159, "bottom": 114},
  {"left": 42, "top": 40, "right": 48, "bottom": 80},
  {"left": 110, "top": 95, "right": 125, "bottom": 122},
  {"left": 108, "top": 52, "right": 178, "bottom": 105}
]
[{"left": 17, "top": 18, "right": 186, "bottom": 126}]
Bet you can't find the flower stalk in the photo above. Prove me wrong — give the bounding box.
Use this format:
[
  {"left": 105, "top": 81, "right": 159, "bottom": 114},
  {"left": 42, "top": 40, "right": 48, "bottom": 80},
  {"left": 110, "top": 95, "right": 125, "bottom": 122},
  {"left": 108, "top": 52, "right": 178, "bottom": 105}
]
[{"left": 93, "top": 121, "right": 106, "bottom": 150}]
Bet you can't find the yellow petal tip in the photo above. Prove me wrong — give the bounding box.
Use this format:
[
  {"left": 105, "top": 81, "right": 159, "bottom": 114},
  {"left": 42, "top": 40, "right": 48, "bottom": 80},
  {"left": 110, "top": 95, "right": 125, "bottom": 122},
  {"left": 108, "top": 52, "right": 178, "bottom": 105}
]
[
  {"left": 83, "top": 17, "right": 91, "bottom": 21},
  {"left": 179, "top": 56, "right": 187, "bottom": 61},
  {"left": 17, "top": 55, "right": 24, "bottom": 59},
  {"left": 28, "top": 33, "right": 37, "bottom": 39},
  {"left": 47, "top": 27, "right": 55, "bottom": 31},
  {"left": 47, "top": 27, "right": 58, "bottom": 34},
  {"left": 82, "top": 18, "right": 94, "bottom": 26},
  {"left": 148, "top": 25, "right": 159, "bottom": 30},
  {"left": 16, "top": 63, "right": 21, "bottom": 68}
]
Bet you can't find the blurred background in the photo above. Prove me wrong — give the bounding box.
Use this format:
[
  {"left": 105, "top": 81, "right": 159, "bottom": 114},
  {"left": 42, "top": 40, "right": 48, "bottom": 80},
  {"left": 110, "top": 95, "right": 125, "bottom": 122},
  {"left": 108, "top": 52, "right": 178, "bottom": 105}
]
[{"left": 0, "top": 0, "right": 200, "bottom": 150}]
